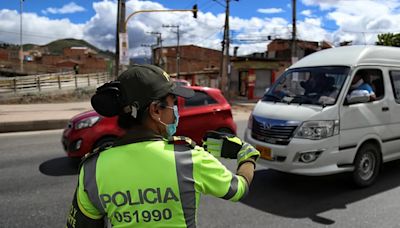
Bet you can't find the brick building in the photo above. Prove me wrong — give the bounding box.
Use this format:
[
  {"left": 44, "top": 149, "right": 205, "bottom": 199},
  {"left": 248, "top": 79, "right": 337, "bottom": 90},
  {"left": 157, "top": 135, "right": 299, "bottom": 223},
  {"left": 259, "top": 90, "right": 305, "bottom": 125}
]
[
  {"left": 153, "top": 45, "right": 221, "bottom": 87},
  {"left": 267, "top": 39, "right": 333, "bottom": 60},
  {"left": 40, "top": 47, "right": 108, "bottom": 73},
  {"left": 0, "top": 49, "right": 9, "bottom": 61}
]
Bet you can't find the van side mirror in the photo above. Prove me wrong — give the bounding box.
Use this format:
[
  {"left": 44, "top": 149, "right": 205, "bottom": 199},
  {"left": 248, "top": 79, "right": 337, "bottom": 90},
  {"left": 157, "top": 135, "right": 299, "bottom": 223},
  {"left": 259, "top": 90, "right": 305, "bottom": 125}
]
[{"left": 345, "top": 89, "right": 371, "bottom": 105}]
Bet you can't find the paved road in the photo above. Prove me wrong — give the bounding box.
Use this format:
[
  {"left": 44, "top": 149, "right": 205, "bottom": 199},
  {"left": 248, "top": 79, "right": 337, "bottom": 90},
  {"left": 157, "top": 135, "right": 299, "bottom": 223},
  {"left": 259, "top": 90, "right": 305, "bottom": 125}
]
[{"left": 2, "top": 116, "right": 400, "bottom": 227}]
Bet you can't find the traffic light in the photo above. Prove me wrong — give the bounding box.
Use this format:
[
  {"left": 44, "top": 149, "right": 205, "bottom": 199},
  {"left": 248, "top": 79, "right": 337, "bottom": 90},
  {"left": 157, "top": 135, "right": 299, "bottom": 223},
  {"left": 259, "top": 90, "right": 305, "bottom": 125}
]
[{"left": 192, "top": 4, "right": 198, "bottom": 18}]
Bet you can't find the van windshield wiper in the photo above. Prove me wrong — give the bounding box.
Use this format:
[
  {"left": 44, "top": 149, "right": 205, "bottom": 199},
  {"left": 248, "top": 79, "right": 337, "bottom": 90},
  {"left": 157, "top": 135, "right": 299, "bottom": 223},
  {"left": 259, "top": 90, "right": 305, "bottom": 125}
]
[
  {"left": 263, "top": 94, "right": 283, "bottom": 103},
  {"left": 284, "top": 95, "right": 303, "bottom": 105}
]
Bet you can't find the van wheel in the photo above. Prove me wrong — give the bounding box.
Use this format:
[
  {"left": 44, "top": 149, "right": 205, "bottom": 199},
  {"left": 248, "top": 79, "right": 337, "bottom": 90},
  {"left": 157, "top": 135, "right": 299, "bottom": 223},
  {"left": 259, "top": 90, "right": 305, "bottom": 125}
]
[
  {"left": 94, "top": 136, "right": 116, "bottom": 151},
  {"left": 352, "top": 143, "right": 381, "bottom": 187}
]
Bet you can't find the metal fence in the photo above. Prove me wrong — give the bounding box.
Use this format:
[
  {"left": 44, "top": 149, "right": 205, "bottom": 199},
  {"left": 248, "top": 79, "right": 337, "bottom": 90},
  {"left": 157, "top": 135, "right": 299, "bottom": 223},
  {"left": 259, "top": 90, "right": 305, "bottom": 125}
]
[{"left": 0, "top": 71, "right": 110, "bottom": 95}]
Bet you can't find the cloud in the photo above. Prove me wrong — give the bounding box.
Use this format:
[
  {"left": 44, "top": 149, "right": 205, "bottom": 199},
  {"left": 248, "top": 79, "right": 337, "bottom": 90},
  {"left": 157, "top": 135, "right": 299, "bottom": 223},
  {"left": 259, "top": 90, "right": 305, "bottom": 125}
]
[
  {"left": 297, "top": 17, "right": 331, "bottom": 42},
  {"left": 301, "top": 10, "right": 312, "bottom": 17},
  {"left": 301, "top": 0, "right": 400, "bottom": 45},
  {"left": 0, "top": 9, "right": 83, "bottom": 45},
  {"left": 42, "top": 2, "right": 85, "bottom": 15},
  {"left": 257, "top": 8, "right": 284, "bottom": 14},
  {"left": 0, "top": 0, "right": 322, "bottom": 58},
  {"left": 5, "top": 0, "right": 400, "bottom": 59}
]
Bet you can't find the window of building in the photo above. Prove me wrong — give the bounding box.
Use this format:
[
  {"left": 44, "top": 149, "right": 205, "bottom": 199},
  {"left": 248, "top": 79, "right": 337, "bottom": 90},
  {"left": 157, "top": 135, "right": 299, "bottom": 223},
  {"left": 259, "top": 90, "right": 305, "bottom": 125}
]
[
  {"left": 184, "top": 91, "right": 217, "bottom": 107},
  {"left": 390, "top": 70, "right": 400, "bottom": 103}
]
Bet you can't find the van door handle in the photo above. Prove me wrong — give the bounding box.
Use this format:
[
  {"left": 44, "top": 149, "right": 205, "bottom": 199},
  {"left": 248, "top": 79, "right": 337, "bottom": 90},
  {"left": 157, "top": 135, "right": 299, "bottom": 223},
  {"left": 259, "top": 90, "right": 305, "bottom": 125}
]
[{"left": 382, "top": 107, "right": 389, "bottom": 112}]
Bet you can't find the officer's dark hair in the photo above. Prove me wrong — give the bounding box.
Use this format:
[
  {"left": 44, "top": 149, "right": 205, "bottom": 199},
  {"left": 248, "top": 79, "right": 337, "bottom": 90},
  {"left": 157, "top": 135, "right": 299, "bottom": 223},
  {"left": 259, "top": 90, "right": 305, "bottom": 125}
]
[{"left": 117, "top": 95, "right": 170, "bottom": 130}]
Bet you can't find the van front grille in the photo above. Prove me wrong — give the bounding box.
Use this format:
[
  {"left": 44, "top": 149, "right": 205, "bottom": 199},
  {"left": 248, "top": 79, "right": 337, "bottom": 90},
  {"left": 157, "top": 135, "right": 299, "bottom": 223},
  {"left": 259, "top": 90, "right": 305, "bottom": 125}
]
[{"left": 251, "top": 116, "right": 299, "bottom": 145}]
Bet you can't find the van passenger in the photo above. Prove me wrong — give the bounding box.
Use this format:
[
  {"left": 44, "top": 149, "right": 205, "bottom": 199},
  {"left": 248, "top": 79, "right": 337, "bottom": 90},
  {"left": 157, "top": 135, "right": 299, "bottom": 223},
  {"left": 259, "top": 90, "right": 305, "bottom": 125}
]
[{"left": 348, "top": 70, "right": 376, "bottom": 101}]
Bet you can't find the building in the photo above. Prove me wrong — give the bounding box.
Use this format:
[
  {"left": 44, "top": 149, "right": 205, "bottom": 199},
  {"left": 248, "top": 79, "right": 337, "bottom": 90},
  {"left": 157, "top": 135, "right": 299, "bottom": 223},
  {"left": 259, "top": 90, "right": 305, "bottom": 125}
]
[
  {"left": 40, "top": 47, "right": 108, "bottom": 73},
  {"left": 153, "top": 45, "right": 221, "bottom": 87},
  {"left": 267, "top": 39, "right": 333, "bottom": 60},
  {"left": 0, "top": 49, "right": 10, "bottom": 61},
  {"left": 230, "top": 39, "right": 333, "bottom": 99},
  {"left": 230, "top": 53, "right": 287, "bottom": 99}
]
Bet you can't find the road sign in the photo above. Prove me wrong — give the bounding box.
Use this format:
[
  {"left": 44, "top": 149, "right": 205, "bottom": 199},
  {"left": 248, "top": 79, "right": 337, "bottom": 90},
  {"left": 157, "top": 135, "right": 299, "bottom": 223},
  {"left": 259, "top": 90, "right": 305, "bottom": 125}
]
[{"left": 119, "top": 32, "right": 130, "bottom": 65}]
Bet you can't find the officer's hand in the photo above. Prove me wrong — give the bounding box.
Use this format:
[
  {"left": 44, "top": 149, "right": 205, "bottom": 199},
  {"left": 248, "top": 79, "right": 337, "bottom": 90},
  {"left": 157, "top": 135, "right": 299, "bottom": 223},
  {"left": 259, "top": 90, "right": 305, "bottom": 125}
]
[
  {"left": 203, "top": 131, "right": 260, "bottom": 163},
  {"left": 237, "top": 142, "right": 260, "bottom": 167}
]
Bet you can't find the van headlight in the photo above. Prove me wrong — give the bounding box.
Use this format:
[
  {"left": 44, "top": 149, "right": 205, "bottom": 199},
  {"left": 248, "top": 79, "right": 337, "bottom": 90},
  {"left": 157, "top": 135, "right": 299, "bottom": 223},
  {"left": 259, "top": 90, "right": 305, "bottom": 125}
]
[
  {"left": 294, "top": 120, "right": 339, "bottom": 140},
  {"left": 75, "top": 116, "right": 101, "bottom": 130}
]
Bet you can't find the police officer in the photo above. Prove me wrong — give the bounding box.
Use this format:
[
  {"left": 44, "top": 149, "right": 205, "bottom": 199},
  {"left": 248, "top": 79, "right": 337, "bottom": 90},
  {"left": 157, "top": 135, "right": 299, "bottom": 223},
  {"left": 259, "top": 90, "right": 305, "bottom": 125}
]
[{"left": 66, "top": 64, "right": 260, "bottom": 228}]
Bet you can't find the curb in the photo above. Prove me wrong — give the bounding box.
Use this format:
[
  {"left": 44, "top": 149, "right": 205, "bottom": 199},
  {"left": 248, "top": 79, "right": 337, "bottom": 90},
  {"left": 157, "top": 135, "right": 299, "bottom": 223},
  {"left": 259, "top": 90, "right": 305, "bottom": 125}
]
[{"left": 0, "top": 119, "right": 69, "bottom": 133}]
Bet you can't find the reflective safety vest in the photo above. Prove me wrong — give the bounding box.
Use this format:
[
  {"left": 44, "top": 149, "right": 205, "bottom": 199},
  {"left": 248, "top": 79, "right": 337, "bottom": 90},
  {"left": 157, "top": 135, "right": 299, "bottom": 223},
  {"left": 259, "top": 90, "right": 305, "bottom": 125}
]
[{"left": 77, "top": 138, "right": 249, "bottom": 227}]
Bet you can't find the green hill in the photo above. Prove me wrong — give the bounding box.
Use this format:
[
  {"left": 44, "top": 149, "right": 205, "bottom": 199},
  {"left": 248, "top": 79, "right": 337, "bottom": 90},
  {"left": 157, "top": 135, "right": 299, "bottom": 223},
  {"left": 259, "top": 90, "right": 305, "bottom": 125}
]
[{"left": 23, "top": 38, "right": 114, "bottom": 59}]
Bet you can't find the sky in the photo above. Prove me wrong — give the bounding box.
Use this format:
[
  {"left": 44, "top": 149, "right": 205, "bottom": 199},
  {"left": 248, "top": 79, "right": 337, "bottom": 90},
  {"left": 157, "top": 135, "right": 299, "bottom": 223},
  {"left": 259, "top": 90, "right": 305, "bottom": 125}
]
[{"left": 1, "top": 0, "right": 400, "bottom": 57}]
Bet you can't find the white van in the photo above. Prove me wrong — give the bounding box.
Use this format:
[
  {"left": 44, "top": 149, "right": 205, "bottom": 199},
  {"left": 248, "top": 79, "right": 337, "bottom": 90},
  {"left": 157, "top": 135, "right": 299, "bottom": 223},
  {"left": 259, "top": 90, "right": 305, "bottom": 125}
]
[{"left": 244, "top": 45, "right": 400, "bottom": 186}]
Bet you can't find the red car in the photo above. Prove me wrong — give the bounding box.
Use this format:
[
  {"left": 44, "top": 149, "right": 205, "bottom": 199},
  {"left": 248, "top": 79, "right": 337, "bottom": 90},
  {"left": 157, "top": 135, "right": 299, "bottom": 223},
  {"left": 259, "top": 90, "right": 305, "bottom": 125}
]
[{"left": 62, "top": 86, "right": 236, "bottom": 157}]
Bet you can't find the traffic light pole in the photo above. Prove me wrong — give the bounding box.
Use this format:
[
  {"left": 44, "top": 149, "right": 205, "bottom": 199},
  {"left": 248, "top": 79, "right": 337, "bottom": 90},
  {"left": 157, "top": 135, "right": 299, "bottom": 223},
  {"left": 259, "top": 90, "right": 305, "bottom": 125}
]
[
  {"left": 118, "top": 5, "right": 197, "bottom": 72},
  {"left": 124, "top": 7, "right": 197, "bottom": 32}
]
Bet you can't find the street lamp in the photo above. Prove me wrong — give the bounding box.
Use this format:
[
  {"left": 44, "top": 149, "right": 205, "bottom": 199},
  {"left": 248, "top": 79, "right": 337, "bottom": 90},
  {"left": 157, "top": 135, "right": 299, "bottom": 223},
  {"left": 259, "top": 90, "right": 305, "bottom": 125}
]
[
  {"left": 118, "top": 5, "right": 198, "bottom": 72},
  {"left": 123, "top": 5, "right": 197, "bottom": 32}
]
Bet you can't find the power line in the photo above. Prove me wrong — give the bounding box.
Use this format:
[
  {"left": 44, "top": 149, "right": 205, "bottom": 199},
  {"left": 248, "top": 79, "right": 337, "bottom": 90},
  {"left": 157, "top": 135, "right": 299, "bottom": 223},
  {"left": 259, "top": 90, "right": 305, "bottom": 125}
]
[
  {"left": 300, "top": 20, "right": 400, "bottom": 34},
  {"left": 0, "top": 29, "right": 64, "bottom": 40}
]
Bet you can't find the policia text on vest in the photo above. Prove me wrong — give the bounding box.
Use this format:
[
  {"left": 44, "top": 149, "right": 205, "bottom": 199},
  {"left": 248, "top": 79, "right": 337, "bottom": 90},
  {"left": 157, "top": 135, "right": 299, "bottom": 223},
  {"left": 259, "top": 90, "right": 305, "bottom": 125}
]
[{"left": 66, "top": 136, "right": 256, "bottom": 228}]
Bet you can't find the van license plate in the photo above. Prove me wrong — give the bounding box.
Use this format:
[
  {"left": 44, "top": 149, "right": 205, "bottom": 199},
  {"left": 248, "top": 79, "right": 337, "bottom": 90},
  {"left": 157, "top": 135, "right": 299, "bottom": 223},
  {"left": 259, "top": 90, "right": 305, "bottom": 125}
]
[{"left": 256, "top": 145, "right": 273, "bottom": 160}]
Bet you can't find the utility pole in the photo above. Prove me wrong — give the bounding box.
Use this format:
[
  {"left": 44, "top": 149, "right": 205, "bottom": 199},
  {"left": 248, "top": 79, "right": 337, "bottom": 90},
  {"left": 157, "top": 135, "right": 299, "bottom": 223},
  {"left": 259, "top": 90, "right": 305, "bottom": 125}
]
[
  {"left": 163, "top": 25, "right": 180, "bottom": 77},
  {"left": 148, "top": 32, "right": 163, "bottom": 67},
  {"left": 140, "top": 44, "right": 156, "bottom": 64},
  {"left": 220, "top": 0, "right": 236, "bottom": 97},
  {"left": 19, "top": 0, "right": 24, "bottom": 73},
  {"left": 115, "top": 0, "right": 126, "bottom": 78},
  {"left": 291, "top": 0, "right": 297, "bottom": 64}
]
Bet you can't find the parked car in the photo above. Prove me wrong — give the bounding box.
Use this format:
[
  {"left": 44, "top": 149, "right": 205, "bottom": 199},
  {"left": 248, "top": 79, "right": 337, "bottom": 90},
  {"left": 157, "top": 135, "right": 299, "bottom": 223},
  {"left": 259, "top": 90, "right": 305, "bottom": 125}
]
[
  {"left": 172, "top": 78, "right": 191, "bottom": 87},
  {"left": 62, "top": 86, "right": 236, "bottom": 157}
]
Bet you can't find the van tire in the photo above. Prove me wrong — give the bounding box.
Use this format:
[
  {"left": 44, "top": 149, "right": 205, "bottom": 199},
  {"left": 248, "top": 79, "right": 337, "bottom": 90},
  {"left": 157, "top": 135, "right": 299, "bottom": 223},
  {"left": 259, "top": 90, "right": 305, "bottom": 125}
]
[{"left": 352, "top": 143, "right": 381, "bottom": 187}]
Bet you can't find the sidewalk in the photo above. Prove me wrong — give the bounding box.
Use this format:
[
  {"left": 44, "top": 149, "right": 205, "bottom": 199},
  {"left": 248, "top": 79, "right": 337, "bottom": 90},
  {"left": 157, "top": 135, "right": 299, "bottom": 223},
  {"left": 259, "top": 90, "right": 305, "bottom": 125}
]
[
  {"left": 0, "top": 99, "right": 256, "bottom": 133},
  {"left": 0, "top": 102, "right": 92, "bottom": 133}
]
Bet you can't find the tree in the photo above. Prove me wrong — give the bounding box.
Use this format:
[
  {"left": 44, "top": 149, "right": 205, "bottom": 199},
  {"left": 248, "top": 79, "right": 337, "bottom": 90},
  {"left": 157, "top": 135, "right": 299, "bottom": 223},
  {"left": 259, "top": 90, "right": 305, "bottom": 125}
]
[{"left": 376, "top": 33, "right": 400, "bottom": 47}]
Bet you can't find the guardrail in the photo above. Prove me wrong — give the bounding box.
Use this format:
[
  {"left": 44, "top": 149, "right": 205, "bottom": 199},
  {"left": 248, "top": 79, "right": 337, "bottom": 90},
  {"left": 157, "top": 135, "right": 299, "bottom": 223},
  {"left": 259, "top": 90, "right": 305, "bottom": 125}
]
[{"left": 0, "top": 72, "right": 110, "bottom": 95}]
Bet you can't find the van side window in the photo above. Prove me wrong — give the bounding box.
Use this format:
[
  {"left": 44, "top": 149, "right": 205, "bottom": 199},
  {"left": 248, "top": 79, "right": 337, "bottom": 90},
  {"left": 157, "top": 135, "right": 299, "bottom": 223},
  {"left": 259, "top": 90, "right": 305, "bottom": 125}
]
[
  {"left": 390, "top": 70, "right": 400, "bottom": 103},
  {"left": 349, "top": 69, "right": 384, "bottom": 102}
]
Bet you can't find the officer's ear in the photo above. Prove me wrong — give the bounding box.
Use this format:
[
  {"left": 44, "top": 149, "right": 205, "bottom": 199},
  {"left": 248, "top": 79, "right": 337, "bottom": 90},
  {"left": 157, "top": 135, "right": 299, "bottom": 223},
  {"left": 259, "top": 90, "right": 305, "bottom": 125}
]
[{"left": 148, "top": 101, "right": 163, "bottom": 122}]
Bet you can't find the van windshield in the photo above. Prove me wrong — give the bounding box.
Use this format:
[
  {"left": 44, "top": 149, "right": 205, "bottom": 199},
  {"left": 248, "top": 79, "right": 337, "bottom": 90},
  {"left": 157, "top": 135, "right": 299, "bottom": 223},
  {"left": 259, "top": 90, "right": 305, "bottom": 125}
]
[{"left": 262, "top": 66, "right": 350, "bottom": 106}]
